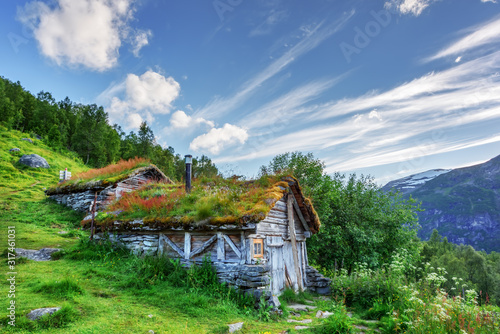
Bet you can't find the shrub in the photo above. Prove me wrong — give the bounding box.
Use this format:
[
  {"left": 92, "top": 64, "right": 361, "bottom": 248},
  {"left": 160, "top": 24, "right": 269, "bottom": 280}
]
[{"left": 312, "top": 303, "right": 353, "bottom": 334}]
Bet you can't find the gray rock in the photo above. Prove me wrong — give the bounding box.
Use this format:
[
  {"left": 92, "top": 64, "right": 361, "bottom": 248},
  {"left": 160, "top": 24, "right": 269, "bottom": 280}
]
[
  {"left": 9, "top": 148, "right": 20, "bottom": 152},
  {"left": 21, "top": 138, "right": 33, "bottom": 143},
  {"left": 18, "top": 154, "right": 50, "bottom": 168},
  {"left": 34, "top": 134, "right": 42, "bottom": 140},
  {"left": 287, "top": 319, "right": 313, "bottom": 324},
  {"left": 27, "top": 307, "right": 61, "bottom": 320},
  {"left": 16, "top": 248, "right": 62, "bottom": 261},
  {"left": 228, "top": 322, "right": 244, "bottom": 333},
  {"left": 315, "top": 310, "right": 334, "bottom": 318},
  {"left": 295, "top": 326, "right": 310, "bottom": 330},
  {"left": 268, "top": 295, "right": 281, "bottom": 308},
  {"left": 287, "top": 303, "right": 317, "bottom": 312}
]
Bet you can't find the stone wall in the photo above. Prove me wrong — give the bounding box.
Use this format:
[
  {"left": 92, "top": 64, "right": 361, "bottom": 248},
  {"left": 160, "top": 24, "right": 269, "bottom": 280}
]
[
  {"left": 48, "top": 187, "right": 115, "bottom": 212},
  {"left": 305, "top": 265, "right": 331, "bottom": 295},
  {"left": 105, "top": 233, "right": 159, "bottom": 255}
]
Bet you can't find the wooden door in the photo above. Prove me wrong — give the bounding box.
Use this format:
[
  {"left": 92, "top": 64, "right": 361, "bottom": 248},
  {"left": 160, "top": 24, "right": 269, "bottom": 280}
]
[
  {"left": 283, "top": 240, "right": 299, "bottom": 291},
  {"left": 267, "top": 236, "right": 285, "bottom": 295}
]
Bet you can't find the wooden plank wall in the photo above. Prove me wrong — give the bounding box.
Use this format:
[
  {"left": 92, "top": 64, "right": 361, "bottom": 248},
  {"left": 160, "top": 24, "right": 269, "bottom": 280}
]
[{"left": 158, "top": 231, "right": 243, "bottom": 263}]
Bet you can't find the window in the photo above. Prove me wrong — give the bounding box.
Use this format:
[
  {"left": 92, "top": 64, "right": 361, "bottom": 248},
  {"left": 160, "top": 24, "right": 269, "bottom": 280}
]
[{"left": 253, "top": 239, "right": 264, "bottom": 258}]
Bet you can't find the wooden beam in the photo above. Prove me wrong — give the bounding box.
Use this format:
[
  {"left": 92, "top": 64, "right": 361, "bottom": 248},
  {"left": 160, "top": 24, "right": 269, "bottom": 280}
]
[
  {"left": 240, "top": 232, "right": 246, "bottom": 264},
  {"left": 160, "top": 234, "right": 184, "bottom": 258},
  {"left": 184, "top": 232, "right": 191, "bottom": 260},
  {"left": 291, "top": 194, "right": 311, "bottom": 234},
  {"left": 217, "top": 232, "right": 225, "bottom": 261},
  {"left": 223, "top": 234, "right": 241, "bottom": 258},
  {"left": 288, "top": 193, "right": 303, "bottom": 291},
  {"left": 189, "top": 235, "right": 217, "bottom": 259}
]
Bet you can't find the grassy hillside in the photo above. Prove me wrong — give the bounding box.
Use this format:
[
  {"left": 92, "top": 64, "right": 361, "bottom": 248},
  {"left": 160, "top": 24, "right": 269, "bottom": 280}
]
[{"left": 0, "top": 127, "right": 377, "bottom": 333}]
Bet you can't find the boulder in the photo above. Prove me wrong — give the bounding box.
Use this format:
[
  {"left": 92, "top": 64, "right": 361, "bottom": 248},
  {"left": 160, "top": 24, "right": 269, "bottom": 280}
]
[
  {"left": 315, "top": 310, "right": 334, "bottom": 318},
  {"left": 228, "top": 322, "right": 244, "bottom": 333},
  {"left": 9, "top": 148, "right": 20, "bottom": 152},
  {"left": 27, "top": 307, "right": 61, "bottom": 321},
  {"left": 16, "top": 248, "right": 62, "bottom": 261},
  {"left": 18, "top": 154, "right": 50, "bottom": 168},
  {"left": 21, "top": 138, "right": 33, "bottom": 143}
]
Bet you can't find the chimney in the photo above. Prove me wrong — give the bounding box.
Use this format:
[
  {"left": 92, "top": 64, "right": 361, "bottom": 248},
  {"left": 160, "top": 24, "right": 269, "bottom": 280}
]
[{"left": 184, "top": 154, "right": 192, "bottom": 193}]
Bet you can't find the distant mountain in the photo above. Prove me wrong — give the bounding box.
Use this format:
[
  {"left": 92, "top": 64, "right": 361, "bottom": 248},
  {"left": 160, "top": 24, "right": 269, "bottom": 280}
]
[
  {"left": 382, "top": 155, "right": 500, "bottom": 252},
  {"left": 383, "top": 169, "right": 451, "bottom": 195}
]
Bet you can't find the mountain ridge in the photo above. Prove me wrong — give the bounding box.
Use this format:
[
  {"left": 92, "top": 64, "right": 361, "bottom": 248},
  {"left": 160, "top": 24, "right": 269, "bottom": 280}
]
[{"left": 382, "top": 155, "right": 500, "bottom": 252}]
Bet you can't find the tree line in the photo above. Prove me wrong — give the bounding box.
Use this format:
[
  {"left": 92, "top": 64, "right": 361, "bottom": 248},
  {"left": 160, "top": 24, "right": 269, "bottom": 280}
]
[{"left": 0, "top": 76, "right": 218, "bottom": 180}]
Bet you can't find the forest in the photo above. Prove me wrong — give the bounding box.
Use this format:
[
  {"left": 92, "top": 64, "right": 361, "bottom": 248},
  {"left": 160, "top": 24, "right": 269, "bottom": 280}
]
[{"left": 0, "top": 76, "right": 218, "bottom": 181}]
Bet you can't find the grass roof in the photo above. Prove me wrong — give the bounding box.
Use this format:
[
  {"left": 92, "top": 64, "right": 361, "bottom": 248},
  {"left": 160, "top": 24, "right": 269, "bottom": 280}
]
[
  {"left": 46, "top": 158, "right": 169, "bottom": 195},
  {"left": 83, "top": 174, "right": 320, "bottom": 233}
]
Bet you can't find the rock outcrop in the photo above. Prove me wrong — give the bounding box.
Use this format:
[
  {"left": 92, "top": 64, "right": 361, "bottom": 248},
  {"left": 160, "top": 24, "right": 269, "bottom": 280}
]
[
  {"left": 27, "top": 307, "right": 61, "bottom": 320},
  {"left": 18, "top": 154, "right": 50, "bottom": 168}
]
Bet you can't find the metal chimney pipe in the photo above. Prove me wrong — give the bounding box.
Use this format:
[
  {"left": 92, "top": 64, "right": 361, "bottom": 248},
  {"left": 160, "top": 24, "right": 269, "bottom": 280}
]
[{"left": 184, "top": 155, "right": 192, "bottom": 193}]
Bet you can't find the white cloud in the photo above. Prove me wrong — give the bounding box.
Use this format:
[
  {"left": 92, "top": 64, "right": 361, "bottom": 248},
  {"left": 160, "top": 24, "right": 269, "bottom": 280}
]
[
  {"left": 249, "top": 10, "right": 288, "bottom": 37},
  {"left": 195, "top": 11, "right": 354, "bottom": 119},
  {"left": 481, "top": 0, "right": 497, "bottom": 3},
  {"left": 98, "top": 69, "right": 181, "bottom": 129},
  {"left": 426, "top": 16, "right": 500, "bottom": 62},
  {"left": 131, "top": 29, "right": 152, "bottom": 57},
  {"left": 190, "top": 124, "right": 248, "bottom": 155},
  {"left": 384, "top": 0, "right": 437, "bottom": 16},
  {"left": 169, "top": 110, "right": 214, "bottom": 130},
  {"left": 17, "top": 0, "right": 149, "bottom": 71},
  {"left": 215, "top": 51, "right": 500, "bottom": 174}
]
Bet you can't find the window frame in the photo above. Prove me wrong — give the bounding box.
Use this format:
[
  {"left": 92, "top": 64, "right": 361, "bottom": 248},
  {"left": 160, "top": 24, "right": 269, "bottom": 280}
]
[{"left": 252, "top": 238, "right": 264, "bottom": 258}]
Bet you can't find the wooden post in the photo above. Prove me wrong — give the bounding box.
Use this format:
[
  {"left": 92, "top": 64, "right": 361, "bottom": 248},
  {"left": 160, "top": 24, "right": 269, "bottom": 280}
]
[
  {"left": 288, "top": 193, "right": 303, "bottom": 291},
  {"left": 90, "top": 192, "right": 97, "bottom": 240},
  {"left": 217, "top": 232, "right": 225, "bottom": 261},
  {"left": 184, "top": 232, "right": 191, "bottom": 260}
]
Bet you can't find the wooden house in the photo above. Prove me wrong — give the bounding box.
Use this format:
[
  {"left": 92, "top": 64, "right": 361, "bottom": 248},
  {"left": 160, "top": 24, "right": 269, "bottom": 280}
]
[
  {"left": 85, "top": 176, "right": 331, "bottom": 303},
  {"left": 45, "top": 164, "right": 171, "bottom": 212}
]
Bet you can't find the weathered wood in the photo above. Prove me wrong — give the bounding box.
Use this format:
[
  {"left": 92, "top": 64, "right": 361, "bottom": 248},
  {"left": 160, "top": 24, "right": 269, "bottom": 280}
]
[
  {"left": 189, "top": 234, "right": 217, "bottom": 259},
  {"left": 284, "top": 263, "right": 293, "bottom": 288},
  {"left": 160, "top": 234, "right": 184, "bottom": 258},
  {"left": 266, "top": 210, "right": 287, "bottom": 220},
  {"left": 291, "top": 195, "right": 311, "bottom": 235},
  {"left": 223, "top": 234, "right": 241, "bottom": 258},
  {"left": 184, "top": 232, "right": 191, "bottom": 260},
  {"left": 262, "top": 216, "right": 288, "bottom": 225},
  {"left": 256, "top": 221, "right": 288, "bottom": 235},
  {"left": 240, "top": 231, "right": 246, "bottom": 264},
  {"left": 300, "top": 241, "right": 308, "bottom": 286},
  {"left": 217, "top": 232, "right": 225, "bottom": 261},
  {"left": 288, "top": 194, "right": 303, "bottom": 291}
]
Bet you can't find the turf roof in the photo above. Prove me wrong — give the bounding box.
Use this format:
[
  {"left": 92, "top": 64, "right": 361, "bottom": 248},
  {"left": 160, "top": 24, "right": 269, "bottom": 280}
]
[
  {"left": 83, "top": 175, "right": 321, "bottom": 233},
  {"left": 45, "top": 158, "right": 170, "bottom": 195}
]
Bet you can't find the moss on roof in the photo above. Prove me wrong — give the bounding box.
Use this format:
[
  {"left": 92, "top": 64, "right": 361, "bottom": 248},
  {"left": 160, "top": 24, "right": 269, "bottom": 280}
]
[
  {"left": 83, "top": 174, "right": 320, "bottom": 233},
  {"left": 46, "top": 158, "right": 170, "bottom": 195}
]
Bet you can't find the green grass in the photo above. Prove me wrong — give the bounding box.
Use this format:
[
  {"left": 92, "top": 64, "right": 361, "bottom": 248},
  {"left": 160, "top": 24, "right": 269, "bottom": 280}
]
[{"left": 0, "top": 126, "right": 88, "bottom": 202}]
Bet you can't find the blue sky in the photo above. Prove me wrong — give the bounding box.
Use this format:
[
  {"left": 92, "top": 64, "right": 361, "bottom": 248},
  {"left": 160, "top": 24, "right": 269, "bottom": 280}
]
[{"left": 1, "top": 0, "right": 500, "bottom": 184}]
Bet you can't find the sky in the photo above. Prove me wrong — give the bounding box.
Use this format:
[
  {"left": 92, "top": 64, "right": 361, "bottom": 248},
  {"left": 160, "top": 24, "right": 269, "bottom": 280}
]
[{"left": 1, "top": 0, "right": 500, "bottom": 184}]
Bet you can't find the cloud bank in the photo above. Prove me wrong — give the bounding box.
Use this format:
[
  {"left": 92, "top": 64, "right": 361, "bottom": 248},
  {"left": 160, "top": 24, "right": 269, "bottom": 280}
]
[{"left": 17, "top": 0, "right": 150, "bottom": 71}]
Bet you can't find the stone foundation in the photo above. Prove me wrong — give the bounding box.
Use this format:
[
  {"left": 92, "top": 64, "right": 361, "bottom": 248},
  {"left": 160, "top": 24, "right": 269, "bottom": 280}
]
[
  {"left": 305, "top": 265, "right": 332, "bottom": 295},
  {"left": 49, "top": 188, "right": 115, "bottom": 212}
]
